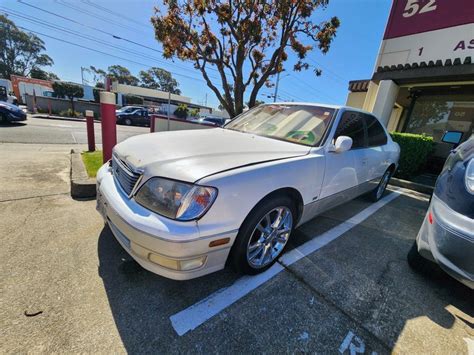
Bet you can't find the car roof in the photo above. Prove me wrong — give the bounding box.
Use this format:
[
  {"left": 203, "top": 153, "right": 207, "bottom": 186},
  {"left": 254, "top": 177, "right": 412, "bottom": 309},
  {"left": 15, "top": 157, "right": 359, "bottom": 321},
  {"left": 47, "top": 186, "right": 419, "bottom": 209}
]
[{"left": 270, "top": 102, "right": 378, "bottom": 117}]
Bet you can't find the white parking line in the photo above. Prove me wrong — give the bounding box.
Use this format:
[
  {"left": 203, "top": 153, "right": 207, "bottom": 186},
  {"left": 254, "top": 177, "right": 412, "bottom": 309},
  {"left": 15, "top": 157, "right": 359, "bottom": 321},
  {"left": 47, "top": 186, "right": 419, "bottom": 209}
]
[{"left": 170, "top": 189, "right": 402, "bottom": 336}]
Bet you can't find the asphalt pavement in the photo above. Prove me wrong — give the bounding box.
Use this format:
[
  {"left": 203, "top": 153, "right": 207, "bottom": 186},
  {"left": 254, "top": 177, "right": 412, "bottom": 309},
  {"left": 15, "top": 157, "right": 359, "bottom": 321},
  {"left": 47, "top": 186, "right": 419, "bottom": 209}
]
[
  {"left": 0, "top": 123, "right": 473, "bottom": 354},
  {"left": 0, "top": 114, "right": 149, "bottom": 145}
]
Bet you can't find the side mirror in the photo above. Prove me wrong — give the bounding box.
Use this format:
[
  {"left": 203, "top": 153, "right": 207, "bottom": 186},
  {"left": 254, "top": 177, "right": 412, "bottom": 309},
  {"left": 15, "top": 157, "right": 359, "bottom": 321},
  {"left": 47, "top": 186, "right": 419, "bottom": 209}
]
[
  {"left": 329, "top": 136, "right": 353, "bottom": 153},
  {"left": 441, "top": 131, "right": 462, "bottom": 145}
]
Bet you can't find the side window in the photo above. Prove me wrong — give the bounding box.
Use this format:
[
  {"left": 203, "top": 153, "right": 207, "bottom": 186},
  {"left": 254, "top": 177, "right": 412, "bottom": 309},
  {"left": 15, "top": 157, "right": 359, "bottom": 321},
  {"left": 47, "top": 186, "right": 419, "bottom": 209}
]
[
  {"left": 335, "top": 111, "right": 366, "bottom": 149},
  {"left": 365, "top": 114, "right": 388, "bottom": 146}
]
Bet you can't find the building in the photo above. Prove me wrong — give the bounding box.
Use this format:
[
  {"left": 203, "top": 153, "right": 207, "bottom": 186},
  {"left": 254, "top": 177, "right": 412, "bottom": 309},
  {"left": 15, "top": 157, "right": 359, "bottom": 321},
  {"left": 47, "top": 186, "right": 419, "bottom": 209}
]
[
  {"left": 111, "top": 81, "right": 215, "bottom": 116},
  {"left": 346, "top": 0, "right": 473, "bottom": 171}
]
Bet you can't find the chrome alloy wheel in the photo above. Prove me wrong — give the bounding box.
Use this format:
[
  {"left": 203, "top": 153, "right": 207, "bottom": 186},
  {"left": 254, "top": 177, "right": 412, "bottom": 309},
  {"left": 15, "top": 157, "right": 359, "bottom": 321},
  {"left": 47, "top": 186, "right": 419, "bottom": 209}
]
[
  {"left": 246, "top": 206, "right": 293, "bottom": 268},
  {"left": 376, "top": 171, "right": 391, "bottom": 200}
]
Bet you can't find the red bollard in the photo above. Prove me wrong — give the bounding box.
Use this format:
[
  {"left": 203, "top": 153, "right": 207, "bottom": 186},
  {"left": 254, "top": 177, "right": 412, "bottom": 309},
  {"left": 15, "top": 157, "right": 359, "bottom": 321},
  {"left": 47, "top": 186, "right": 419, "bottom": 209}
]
[
  {"left": 100, "top": 92, "right": 117, "bottom": 163},
  {"left": 150, "top": 114, "right": 156, "bottom": 133},
  {"left": 85, "top": 110, "right": 95, "bottom": 152}
]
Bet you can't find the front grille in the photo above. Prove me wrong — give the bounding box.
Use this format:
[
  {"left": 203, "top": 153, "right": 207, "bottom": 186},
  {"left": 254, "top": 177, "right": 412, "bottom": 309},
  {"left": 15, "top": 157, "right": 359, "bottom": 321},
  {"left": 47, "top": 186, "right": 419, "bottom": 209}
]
[{"left": 111, "top": 155, "right": 141, "bottom": 196}]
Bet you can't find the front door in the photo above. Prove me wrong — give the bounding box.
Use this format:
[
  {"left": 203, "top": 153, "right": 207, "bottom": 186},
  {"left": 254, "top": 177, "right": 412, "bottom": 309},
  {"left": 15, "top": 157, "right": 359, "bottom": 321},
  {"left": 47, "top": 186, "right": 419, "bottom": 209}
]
[{"left": 319, "top": 110, "right": 368, "bottom": 204}]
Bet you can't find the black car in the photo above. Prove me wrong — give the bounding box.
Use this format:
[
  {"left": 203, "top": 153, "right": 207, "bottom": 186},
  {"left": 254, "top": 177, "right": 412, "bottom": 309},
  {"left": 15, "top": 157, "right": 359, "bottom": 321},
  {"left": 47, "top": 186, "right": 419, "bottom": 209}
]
[
  {"left": 0, "top": 101, "right": 27, "bottom": 123},
  {"left": 191, "top": 116, "right": 229, "bottom": 127},
  {"left": 408, "top": 132, "right": 474, "bottom": 289},
  {"left": 116, "top": 106, "right": 149, "bottom": 126}
]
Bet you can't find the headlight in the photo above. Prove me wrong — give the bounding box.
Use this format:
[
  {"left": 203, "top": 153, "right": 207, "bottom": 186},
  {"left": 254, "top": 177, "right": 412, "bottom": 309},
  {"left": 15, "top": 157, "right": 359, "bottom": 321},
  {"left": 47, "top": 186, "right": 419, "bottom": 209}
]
[
  {"left": 134, "top": 177, "right": 218, "bottom": 221},
  {"left": 465, "top": 159, "right": 474, "bottom": 194}
]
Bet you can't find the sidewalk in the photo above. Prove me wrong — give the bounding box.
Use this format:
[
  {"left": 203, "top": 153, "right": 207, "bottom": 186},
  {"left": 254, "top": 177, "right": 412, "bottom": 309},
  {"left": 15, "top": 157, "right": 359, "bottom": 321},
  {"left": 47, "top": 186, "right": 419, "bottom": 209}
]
[{"left": 32, "top": 114, "right": 101, "bottom": 123}]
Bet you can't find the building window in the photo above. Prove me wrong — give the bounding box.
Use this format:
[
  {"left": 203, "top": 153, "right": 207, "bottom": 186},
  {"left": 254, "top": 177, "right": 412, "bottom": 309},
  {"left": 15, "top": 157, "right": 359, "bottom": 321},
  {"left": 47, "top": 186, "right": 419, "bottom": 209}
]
[{"left": 405, "top": 95, "right": 473, "bottom": 143}]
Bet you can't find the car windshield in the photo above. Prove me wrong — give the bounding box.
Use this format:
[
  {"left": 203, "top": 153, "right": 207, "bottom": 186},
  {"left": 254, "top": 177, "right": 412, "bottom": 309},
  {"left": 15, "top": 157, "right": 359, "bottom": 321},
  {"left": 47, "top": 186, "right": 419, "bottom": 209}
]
[
  {"left": 117, "top": 106, "right": 137, "bottom": 113},
  {"left": 224, "top": 104, "right": 335, "bottom": 146}
]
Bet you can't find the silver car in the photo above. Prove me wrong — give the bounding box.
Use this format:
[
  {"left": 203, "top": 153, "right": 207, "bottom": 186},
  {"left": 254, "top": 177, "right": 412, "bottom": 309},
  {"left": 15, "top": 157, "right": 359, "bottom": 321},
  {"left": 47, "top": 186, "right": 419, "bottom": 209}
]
[{"left": 408, "top": 133, "right": 474, "bottom": 289}]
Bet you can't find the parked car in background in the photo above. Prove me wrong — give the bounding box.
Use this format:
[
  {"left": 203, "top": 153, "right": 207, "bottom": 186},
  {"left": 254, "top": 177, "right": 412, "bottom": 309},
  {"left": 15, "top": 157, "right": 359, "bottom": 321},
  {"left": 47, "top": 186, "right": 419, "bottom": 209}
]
[
  {"left": 0, "top": 101, "right": 27, "bottom": 123},
  {"left": 191, "top": 116, "right": 230, "bottom": 127},
  {"left": 115, "top": 106, "right": 149, "bottom": 126},
  {"left": 96, "top": 103, "right": 400, "bottom": 280},
  {"left": 0, "top": 86, "right": 18, "bottom": 105},
  {"left": 408, "top": 133, "right": 473, "bottom": 289}
]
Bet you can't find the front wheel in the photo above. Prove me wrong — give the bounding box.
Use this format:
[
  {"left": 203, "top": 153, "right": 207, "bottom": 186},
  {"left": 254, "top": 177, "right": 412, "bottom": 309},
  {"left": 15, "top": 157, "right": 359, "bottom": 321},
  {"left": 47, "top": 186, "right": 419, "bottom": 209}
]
[
  {"left": 230, "top": 196, "right": 296, "bottom": 275},
  {"left": 124, "top": 118, "right": 132, "bottom": 126}
]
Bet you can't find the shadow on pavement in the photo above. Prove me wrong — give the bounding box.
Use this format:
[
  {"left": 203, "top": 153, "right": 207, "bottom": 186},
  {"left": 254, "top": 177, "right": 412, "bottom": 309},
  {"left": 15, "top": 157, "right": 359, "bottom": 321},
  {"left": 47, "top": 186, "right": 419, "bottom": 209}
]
[
  {"left": 97, "top": 225, "right": 241, "bottom": 352},
  {"left": 0, "top": 122, "right": 27, "bottom": 127},
  {"left": 97, "top": 191, "right": 473, "bottom": 353}
]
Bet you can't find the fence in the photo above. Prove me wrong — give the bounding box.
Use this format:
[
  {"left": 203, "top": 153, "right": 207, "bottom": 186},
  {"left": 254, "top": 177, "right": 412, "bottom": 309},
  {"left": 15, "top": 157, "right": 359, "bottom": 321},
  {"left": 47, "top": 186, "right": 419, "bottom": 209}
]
[{"left": 25, "top": 94, "right": 101, "bottom": 118}]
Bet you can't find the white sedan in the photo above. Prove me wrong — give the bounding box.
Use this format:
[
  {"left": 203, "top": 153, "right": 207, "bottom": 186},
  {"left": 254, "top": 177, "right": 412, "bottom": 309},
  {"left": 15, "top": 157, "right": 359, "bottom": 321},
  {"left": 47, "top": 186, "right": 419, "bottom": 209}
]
[{"left": 96, "top": 103, "right": 400, "bottom": 280}]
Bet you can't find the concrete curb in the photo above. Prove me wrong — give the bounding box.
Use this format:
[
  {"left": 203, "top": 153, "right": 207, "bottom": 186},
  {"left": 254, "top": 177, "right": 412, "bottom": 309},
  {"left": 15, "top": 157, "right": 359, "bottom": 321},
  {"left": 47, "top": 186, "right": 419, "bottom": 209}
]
[
  {"left": 389, "top": 177, "right": 434, "bottom": 195},
  {"left": 34, "top": 114, "right": 101, "bottom": 123},
  {"left": 70, "top": 149, "right": 96, "bottom": 199}
]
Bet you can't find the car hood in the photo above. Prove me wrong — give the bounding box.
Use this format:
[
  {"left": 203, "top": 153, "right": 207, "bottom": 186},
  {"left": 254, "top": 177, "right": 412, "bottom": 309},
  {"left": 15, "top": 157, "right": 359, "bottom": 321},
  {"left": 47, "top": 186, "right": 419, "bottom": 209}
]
[{"left": 113, "top": 128, "right": 310, "bottom": 182}]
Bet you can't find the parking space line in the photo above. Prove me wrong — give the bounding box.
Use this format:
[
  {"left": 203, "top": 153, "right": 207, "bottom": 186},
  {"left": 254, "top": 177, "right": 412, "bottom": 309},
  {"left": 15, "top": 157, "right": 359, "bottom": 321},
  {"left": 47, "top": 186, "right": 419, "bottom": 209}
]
[{"left": 170, "top": 189, "right": 402, "bottom": 336}]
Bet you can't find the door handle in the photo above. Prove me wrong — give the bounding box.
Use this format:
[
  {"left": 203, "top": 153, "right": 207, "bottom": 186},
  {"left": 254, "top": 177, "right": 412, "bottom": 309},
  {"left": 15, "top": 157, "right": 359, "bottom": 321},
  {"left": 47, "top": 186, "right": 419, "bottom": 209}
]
[{"left": 362, "top": 158, "right": 368, "bottom": 165}]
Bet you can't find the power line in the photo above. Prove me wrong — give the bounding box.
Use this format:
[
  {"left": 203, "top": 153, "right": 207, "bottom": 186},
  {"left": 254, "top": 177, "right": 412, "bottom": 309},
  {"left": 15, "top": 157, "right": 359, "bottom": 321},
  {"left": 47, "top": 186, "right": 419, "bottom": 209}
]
[
  {"left": 54, "top": 0, "right": 144, "bottom": 34},
  {"left": 17, "top": 0, "right": 164, "bottom": 55},
  {"left": 308, "top": 58, "right": 349, "bottom": 84},
  {"left": 1, "top": 7, "right": 222, "bottom": 81},
  {"left": 15, "top": 25, "right": 224, "bottom": 88},
  {"left": 80, "top": 0, "right": 150, "bottom": 29}
]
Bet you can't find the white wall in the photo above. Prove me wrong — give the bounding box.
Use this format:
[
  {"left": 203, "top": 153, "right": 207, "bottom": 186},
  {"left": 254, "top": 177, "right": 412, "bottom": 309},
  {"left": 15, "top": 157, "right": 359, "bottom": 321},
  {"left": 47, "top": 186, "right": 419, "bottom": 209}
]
[{"left": 154, "top": 117, "right": 214, "bottom": 132}]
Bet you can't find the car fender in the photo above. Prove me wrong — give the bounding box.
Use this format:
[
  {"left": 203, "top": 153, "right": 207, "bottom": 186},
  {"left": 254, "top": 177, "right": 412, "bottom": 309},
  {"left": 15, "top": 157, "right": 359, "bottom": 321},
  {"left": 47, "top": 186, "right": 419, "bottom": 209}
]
[{"left": 196, "top": 152, "right": 325, "bottom": 237}]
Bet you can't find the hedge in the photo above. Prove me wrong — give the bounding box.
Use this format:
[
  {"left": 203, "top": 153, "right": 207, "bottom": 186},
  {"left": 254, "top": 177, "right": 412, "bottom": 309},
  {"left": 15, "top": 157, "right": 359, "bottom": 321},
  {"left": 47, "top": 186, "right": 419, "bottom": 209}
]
[{"left": 390, "top": 132, "right": 434, "bottom": 180}]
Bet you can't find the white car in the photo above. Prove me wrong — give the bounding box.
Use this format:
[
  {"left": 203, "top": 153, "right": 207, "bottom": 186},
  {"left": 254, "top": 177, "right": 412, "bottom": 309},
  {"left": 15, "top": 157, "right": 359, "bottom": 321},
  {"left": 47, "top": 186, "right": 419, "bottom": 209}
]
[{"left": 96, "top": 103, "right": 400, "bottom": 280}]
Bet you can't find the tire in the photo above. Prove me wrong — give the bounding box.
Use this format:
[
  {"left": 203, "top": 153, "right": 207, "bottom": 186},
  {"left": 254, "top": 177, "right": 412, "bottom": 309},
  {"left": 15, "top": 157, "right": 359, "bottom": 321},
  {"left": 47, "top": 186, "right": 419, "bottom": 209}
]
[
  {"left": 124, "top": 118, "right": 132, "bottom": 126},
  {"left": 407, "top": 241, "right": 437, "bottom": 276},
  {"left": 230, "top": 195, "right": 296, "bottom": 275},
  {"left": 368, "top": 168, "right": 392, "bottom": 202},
  {"left": 0, "top": 112, "right": 7, "bottom": 124}
]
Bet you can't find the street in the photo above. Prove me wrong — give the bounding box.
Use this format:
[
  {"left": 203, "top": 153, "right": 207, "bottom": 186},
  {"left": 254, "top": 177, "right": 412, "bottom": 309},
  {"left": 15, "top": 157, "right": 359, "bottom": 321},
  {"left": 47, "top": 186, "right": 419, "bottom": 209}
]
[
  {"left": 0, "top": 117, "right": 472, "bottom": 353},
  {"left": 0, "top": 115, "right": 148, "bottom": 145}
]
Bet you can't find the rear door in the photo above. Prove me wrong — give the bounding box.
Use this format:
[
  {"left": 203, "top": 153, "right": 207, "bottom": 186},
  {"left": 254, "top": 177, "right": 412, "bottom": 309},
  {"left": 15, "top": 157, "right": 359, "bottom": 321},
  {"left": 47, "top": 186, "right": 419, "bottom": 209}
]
[{"left": 362, "top": 113, "right": 390, "bottom": 185}]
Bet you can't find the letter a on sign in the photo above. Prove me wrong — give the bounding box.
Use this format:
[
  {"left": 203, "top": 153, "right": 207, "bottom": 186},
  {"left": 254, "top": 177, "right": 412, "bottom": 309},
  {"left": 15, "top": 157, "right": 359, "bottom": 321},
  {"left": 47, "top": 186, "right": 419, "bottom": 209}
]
[{"left": 454, "top": 40, "right": 466, "bottom": 51}]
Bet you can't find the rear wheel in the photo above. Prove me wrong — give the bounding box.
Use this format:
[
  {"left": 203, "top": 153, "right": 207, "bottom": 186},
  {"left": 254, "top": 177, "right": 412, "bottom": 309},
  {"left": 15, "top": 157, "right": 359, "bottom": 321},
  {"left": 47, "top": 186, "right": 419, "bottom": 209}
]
[
  {"left": 368, "top": 168, "right": 392, "bottom": 202},
  {"left": 230, "top": 196, "right": 296, "bottom": 275}
]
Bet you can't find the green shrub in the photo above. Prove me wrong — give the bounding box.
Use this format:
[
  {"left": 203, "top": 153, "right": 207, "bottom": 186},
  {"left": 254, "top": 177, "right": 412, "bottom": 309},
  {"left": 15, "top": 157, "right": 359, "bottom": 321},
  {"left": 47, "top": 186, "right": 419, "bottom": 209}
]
[
  {"left": 390, "top": 132, "right": 434, "bottom": 179},
  {"left": 174, "top": 104, "right": 189, "bottom": 119}
]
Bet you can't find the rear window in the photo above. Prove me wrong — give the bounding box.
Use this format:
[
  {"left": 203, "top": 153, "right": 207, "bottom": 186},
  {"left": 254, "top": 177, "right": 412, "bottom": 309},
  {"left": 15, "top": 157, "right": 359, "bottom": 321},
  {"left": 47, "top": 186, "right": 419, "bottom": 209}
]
[{"left": 365, "top": 114, "right": 388, "bottom": 146}]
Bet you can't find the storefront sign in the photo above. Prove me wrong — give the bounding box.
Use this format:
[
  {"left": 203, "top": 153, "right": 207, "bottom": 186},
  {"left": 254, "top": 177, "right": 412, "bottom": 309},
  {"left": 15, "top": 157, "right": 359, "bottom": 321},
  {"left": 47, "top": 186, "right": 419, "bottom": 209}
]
[{"left": 375, "top": 0, "right": 474, "bottom": 69}]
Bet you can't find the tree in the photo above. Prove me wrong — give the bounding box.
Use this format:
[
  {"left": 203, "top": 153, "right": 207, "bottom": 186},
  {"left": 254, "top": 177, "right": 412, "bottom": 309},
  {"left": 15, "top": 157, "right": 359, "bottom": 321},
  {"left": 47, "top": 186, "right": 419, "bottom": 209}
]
[
  {"left": 52, "top": 82, "right": 84, "bottom": 113},
  {"left": 139, "top": 67, "right": 181, "bottom": 94},
  {"left": 30, "top": 68, "right": 60, "bottom": 81},
  {"left": 152, "top": 1, "right": 339, "bottom": 117},
  {"left": 88, "top": 65, "right": 139, "bottom": 86},
  {"left": 0, "top": 15, "right": 54, "bottom": 79},
  {"left": 174, "top": 104, "right": 189, "bottom": 119},
  {"left": 246, "top": 99, "right": 264, "bottom": 107},
  {"left": 189, "top": 108, "right": 200, "bottom": 117},
  {"left": 108, "top": 65, "right": 139, "bottom": 86}
]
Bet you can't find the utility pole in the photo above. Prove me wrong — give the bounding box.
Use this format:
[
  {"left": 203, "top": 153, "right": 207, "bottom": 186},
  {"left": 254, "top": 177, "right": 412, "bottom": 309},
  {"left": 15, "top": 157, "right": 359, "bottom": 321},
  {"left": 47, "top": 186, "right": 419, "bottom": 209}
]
[
  {"left": 167, "top": 91, "right": 171, "bottom": 131},
  {"left": 205, "top": 93, "right": 207, "bottom": 107},
  {"left": 273, "top": 71, "right": 281, "bottom": 103},
  {"left": 80, "top": 67, "right": 85, "bottom": 85}
]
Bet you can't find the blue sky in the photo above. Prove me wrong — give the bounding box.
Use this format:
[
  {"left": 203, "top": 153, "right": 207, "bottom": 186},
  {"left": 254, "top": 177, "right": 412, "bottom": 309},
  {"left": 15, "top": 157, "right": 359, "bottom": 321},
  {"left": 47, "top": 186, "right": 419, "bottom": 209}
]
[{"left": 2, "top": 0, "right": 392, "bottom": 109}]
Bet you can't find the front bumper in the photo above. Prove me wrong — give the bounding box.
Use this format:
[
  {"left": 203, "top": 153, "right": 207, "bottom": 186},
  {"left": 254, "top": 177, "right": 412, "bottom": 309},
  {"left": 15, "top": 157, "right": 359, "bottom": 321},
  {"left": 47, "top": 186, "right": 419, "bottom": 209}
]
[
  {"left": 96, "top": 164, "right": 236, "bottom": 280},
  {"left": 416, "top": 194, "right": 474, "bottom": 289}
]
